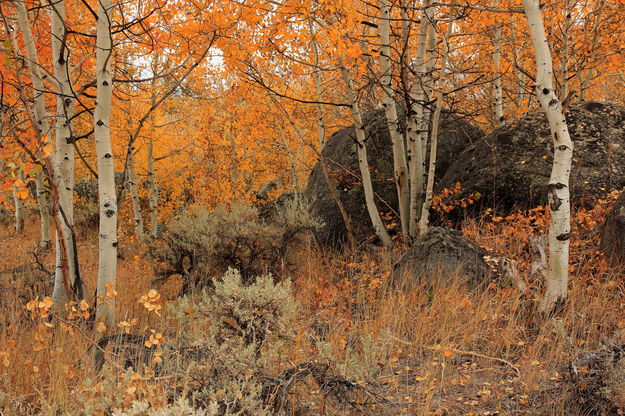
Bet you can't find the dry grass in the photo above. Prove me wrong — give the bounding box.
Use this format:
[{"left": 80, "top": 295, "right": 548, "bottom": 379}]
[{"left": 1, "top": 195, "right": 625, "bottom": 415}]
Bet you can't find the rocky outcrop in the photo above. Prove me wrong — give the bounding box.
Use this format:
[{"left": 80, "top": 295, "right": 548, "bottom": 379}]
[
  {"left": 305, "top": 108, "right": 484, "bottom": 247},
  {"left": 439, "top": 102, "right": 625, "bottom": 215}
]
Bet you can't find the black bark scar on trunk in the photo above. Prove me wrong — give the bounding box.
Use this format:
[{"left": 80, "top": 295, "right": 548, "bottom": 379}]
[
  {"left": 556, "top": 233, "right": 570, "bottom": 241},
  {"left": 548, "top": 183, "right": 566, "bottom": 211}
]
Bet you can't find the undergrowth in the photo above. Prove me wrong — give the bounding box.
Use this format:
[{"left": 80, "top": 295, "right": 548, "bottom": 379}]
[{"left": 1, "top": 192, "right": 625, "bottom": 415}]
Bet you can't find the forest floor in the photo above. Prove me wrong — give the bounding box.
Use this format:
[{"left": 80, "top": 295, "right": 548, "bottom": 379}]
[{"left": 1, "top": 196, "right": 625, "bottom": 415}]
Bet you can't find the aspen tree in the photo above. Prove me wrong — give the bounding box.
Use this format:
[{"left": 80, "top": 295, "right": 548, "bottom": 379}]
[
  {"left": 340, "top": 60, "right": 393, "bottom": 248},
  {"left": 278, "top": 126, "right": 300, "bottom": 200},
  {"left": 7, "top": 3, "right": 77, "bottom": 301},
  {"left": 379, "top": 0, "right": 410, "bottom": 238},
  {"left": 122, "top": 58, "right": 144, "bottom": 242},
  {"left": 308, "top": 18, "right": 356, "bottom": 249},
  {"left": 492, "top": 0, "right": 505, "bottom": 126},
  {"left": 35, "top": 172, "right": 50, "bottom": 249},
  {"left": 94, "top": 0, "right": 118, "bottom": 327},
  {"left": 522, "top": 0, "right": 574, "bottom": 314},
  {"left": 49, "top": 0, "right": 82, "bottom": 306},
  {"left": 419, "top": 22, "right": 453, "bottom": 233},
  {"left": 308, "top": 19, "right": 326, "bottom": 152},
  {"left": 13, "top": 171, "right": 24, "bottom": 233},
  {"left": 560, "top": 0, "right": 574, "bottom": 99},
  {"left": 407, "top": 2, "right": 433, "bottom": 237},
  {"left": 147, "top": 137, "right": 159, "bottom": 238},
  {"left": 509, "top": 16, "right": 526, "bottom": 109},
  {"left": 126, "top": 147, "right": 144, "bottom": 241},
  {"left": 14, "top": 0, "right": 52, "bottom": 249},
  {"left": 147, "top": 59, "right": 160, "bottom": 239}
]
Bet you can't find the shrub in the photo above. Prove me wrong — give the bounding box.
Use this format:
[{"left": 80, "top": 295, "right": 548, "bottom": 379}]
[
  {"left": 566, "top": 343, "right": 625, "bottom": 415},
  {"left": 162, "top": 268, "right": 298, "bottom": 415},
  {"left": 148, "top": 199, "right": 319, "bottom": 294},
  {"left": 114, "top": 398, "right": 217, "bottom": 416},
  {"left": 88, "top": 269, "right": 371, "bottom": 415},
  {"left": 74, "top": 201, "right": 100, "bottom": 228}
]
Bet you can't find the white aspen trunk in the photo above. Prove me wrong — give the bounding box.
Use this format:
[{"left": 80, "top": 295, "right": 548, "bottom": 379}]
[
  {"left": 13, "top": 178, "right": 24, "bottom": 234},
  {"left": 308, "top": 20, "right": 356, "bottom": 249},
  {"left": 14, "top": 1, "right": 50, "bottom": 138},
  {"left": 379, "top": 0, "right": 410, "bottom": 238},
  {"left": 15, "top": 0, "right": 52, "bottom": 248},
  {"left": 13, "top": 1, "right": 78, "bottom": 302},
  {"left": 578, "top": 2, "right": 604, "bottom": 101},
  {"left": 308, "top": 20, "right": 326, "bottom": 152},
  {"left": 419, "top": 22, "right": 453, "bottom": 233},
  {"left": 509, "top": 17, "right": 526, "bottom": 108},
  {"left": 583, "top": 2, "right": 604, "bottom": 101},
  {"left": 492, "top": 0, "right": 505, "bottom": 126},
  {"left": 279, "top": 127, "right": 300, "bottom": 199},
  {"left": 407, "top": 2, "right": 432, "bottom": 237},
  {"left": 49, "top": 0, "right": 82, "bottom": 306},
  {"left": 399, "top": 1, "right": 411, "bottom": 76},
  {"left": 415, "top": 12, "right": 437, "bottom": 232},
  {"left": 419, "top": 14, "right": 438, "bottom": 154},
  {"left": 578, "top": 63, "right": 587, "bottom": 101},
  {"left": 523, "top": 0, "right": 574, "bottom": 314},
  {"left": 127, "top": 148, "right": 144, "bottom": 241},
  {"left": 147, "top": 137, "right": 159, "bottom": 238},
  {"left": 35, "top": 172, "right": 51, "bottom": 249},
  {"left": 122, "top": 56, "right": 144, "bottom": 242},
  {"left": 94, "top": 0, "right": 117, "bottom": 328},
  {"left": 560, "top": 0, "right": 574, "bottom": 99},
  {"left": 341, "top": 62, "right": 393, "bottom": 248}
]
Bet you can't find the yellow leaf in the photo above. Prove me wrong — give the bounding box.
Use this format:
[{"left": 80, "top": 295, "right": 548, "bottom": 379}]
[
  {"left": 16, "top": 188, "right": 29, "bottom": 200},
  {"left": 105, "top": 282, "right": 117, "bottom": 299},
  {"left": 96, "top": 322, "right": 107, "bottom": 333},
  {"left": 41, "top": 297, "right": 54, "bottom": 309},
  {"left": 26, "top": 299, "right": 39, "bottom": 311}
]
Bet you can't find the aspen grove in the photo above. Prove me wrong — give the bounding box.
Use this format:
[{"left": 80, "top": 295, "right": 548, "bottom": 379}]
[{"left": 1, "top": 0, "right": 625, "bottom": 414}]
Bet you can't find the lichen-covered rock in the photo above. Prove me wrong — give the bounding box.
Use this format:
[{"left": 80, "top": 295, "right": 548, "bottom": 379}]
[
  {"left": 390, "top": 227, "right": 499, "bottom": 291},
  {"left": 600, "top": 190, "right": 625, "bottom": 264},
  {"left": 439, "top": 102, "right": 625, "bottom": 214},
  {"left": 304, "top": 108, "right": 484, "bottom": 247}
]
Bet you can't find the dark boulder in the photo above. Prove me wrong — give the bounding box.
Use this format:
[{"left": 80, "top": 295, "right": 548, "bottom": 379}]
[
  {"left": 304, "top": 108, "right": 484, "bottom": 247},
  {"left": 600, "top": 190, "right": 625, "bottom": 264},
  {"left": 390, "top": 227, "right": 499, "bottom": 291},
  {"left": 439, "top": 102, "right": 625, "bottom": 215}
]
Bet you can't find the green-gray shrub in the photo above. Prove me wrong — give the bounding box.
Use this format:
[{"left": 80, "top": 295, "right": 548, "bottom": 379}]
[
  {"left": 114, "top": 398, "right": 217, "bottom": 416},
  {"left": 162, "top": 268, "right": 298, "bottom": 414},
  {"left": 148, "top": 199, "right": 319, "bottom": 294}
]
